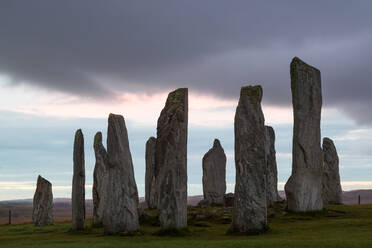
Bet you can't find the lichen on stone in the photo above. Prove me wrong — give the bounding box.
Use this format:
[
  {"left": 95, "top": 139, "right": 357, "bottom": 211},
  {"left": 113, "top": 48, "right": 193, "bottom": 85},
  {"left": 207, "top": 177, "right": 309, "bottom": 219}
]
[
  {"left": 240, "top": 85, "right": 262, "bottom": 105},
  {"left": 167, "top": 88, "right": 188, "bottom": 111}
]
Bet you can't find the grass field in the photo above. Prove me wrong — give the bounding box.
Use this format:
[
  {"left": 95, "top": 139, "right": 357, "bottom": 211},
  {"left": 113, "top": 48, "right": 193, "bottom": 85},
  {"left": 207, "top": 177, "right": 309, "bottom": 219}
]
[{"left": 1, "top": 204, "right": 372, "bottom": 248}]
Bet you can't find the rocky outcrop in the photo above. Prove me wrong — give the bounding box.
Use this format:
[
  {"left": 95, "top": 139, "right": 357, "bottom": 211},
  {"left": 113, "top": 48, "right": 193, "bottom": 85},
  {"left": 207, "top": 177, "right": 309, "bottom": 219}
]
[
  {"left": 202, "top": 139, "right": 226, "bottom": 205},
  {"left": 265, "top": 126, "right": 281, "bottom": 205},
  {"left": 103, "top": 114, "right": 139, "bottom": 234},
  {"left": 230, "top": 85, "right": 267, "bottom": 234},
  {"left": 285, "top": 57, "right": 323, "bottom": 212},
  {"left": 32, "top": 175, "right": 53, "bottom": 226},
  {"left": 322, "top": 137, "right": 342, "bottom": 204},
  {"left": 93, "top": 132, "right": 108, "bottom": 227},
  {"left": 156, "top": 88, "right": 188, "bottom": 230},
  {"left": 72, "top": 129, "right": 85, "bottom": 230},
  {"left": 145, "top": 136, "right": 157, "bottom": 209}
]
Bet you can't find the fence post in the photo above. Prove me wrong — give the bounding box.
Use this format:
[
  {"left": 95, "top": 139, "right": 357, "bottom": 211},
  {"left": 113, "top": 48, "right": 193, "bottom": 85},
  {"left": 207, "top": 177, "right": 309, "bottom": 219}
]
[
  {"left": 8, "top": 210, "right": 11, "bottom": 225},
  {"left": 358, "top": 195, "right": 361, "bottom": 205}
]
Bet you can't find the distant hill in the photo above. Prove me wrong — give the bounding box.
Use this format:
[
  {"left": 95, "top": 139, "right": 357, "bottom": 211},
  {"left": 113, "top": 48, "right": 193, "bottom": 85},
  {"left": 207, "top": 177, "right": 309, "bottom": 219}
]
[{"left": 0, "top": 190, "right": 371, "bottom": 224}]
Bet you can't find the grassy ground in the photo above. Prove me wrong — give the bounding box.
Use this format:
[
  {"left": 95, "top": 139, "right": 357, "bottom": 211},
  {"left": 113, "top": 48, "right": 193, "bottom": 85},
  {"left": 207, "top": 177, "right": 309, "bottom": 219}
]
[{"left": 1, "top": 204, "right": 372, "bottom": 248}]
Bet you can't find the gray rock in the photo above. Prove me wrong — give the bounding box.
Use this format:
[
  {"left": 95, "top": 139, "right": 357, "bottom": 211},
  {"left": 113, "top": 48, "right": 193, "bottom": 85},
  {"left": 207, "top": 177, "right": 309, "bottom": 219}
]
[
  {"left": 223, "top": 193, "right": 234, "bottom": 207},
  {"left": 32, "top": 175, "right": 53, "bottom": 226},
  {"left": 230, "top": 85, "right": 267, "bottom": 234},
  {"left": 197, "top": 199, "right": 210, "bottom": 207},
  {"left": 145, "top": 136, "right": 157, "bottom": 209},
  {"left": 265, "top": 126, "right": 281, "bottom": 205},
  {"left": 93, "top": 132, "right": 108, "bottom": 227},
  {"left": 322, "top": 137, "right": 342, "bottom": 204},
  {"left": 103, "top": 114, "right": 139, "bottom": 234},
  {"left": 156, "top": 88, "right": 188, "bottom": 230},
  {"left": 72, "top": 129, "right": 85, "bottom": 230},
  {"left": 202, "top": 139, "right": 226, "bottom": 205},
  {"left": 285, "top": 57, "right": 323, "bottom": 212}
]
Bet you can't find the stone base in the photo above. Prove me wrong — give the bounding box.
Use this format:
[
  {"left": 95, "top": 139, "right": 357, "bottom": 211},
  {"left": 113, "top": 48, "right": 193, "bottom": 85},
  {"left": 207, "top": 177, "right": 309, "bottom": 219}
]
[{"left": 285, "top": 170, "right": 323, "bottom": 212}]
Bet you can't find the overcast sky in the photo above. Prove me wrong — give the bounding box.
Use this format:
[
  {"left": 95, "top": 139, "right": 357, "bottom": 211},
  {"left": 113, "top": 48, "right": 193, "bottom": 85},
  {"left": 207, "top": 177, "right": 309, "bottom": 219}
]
[{"left": 0, "top": 1, "right": 371, "bottom": 200}]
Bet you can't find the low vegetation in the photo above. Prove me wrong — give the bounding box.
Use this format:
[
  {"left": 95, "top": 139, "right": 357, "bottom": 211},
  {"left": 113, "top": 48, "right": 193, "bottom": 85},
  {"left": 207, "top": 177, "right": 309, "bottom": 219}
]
[{"left": 1, "top": 204, "right": 372, "bottom": 248}]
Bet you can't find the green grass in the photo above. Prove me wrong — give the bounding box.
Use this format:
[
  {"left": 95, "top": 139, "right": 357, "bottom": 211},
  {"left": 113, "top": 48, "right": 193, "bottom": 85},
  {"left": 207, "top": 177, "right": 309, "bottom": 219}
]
[{"left": 1, "top": 204, "right": 372, "bottom": 247}]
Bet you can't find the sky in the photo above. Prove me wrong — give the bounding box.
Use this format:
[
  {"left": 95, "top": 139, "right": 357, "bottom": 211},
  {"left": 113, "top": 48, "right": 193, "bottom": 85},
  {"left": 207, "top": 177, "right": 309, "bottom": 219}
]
[{"left": 0, "top": 1, "right": 372, "bottom": 200}]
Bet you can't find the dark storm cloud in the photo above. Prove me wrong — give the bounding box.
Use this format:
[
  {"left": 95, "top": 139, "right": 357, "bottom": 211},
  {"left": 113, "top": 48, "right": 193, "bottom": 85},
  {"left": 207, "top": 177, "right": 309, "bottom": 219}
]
[{"left": 0, "top": 0, "right": 371, "bottom": 122}]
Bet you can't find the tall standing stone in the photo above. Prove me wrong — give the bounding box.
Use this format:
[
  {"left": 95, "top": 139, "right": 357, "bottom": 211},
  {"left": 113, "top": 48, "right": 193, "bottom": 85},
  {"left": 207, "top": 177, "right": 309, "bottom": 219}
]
[
  {"left": 145, "top": 136, "right": 157, "bottom": 209},
  {"left": 93, "top": 132, "right": 108, "bottom": 227},
  {"left": 285, "top": 57, "right": 323, "bottom": 212},
  {"left": 72, "top": 129, "right": 85, "bottom": 230},
  {"left": 265, "top": 126, "right": 281, "bottom": 205},
  {"left": 103, "top": 114, "right": 139, "bottom": 234},
  {"left": 156, "top": 88, "right": 188, "bottom": 230},
  {"left": 230, "top": 85, "right": 267, "bottom": 234},
  {"left": 322, "top": 137, "right": 342, "bottom": 204},
  {"left": 202, "top": 139, "right": 226, "bottom": 205},
  {"left": 32, "top": 175, "right": 53, "bottom": 226}
]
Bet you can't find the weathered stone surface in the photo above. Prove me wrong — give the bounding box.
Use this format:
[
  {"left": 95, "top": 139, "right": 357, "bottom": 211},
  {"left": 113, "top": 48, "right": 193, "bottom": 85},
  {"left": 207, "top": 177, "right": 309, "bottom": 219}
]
[
  {"left": 230, "top": 85, "right": 267, "bottom": 234},
  {"left": 265, "top": 126, "right": 281, "bottom": 205},
  {"left": 103, "top": 114, "right": 139, "bottom": 234},
  {"left": 145, "top": 136, "right": 157, "bottom": 209},
  {"left": 92, "top": 132, "right": 107, "bottom": 227},
  {"left": 202, "top": 139, "right": 226, "bottom": 205},
  {"left": 322, "top": 137, "right": 342, "bottom": 204},
  {"left": 285, "top": 57, "right": 323, "bottom": 212},
  {"left": 156, "top": 88, "right": 188, "bottom": 230},
  {"left": 32, "top": 175, "right": 53, "bottom": 226},
  {"left": 72, "top": 129, "right": 85, "bottom": 230}
]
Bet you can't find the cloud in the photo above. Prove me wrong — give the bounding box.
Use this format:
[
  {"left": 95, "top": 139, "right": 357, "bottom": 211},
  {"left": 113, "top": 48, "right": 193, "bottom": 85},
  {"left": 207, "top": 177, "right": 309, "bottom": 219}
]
[{"left": 0, "top": 1, "right": 372, "bottom": 123}]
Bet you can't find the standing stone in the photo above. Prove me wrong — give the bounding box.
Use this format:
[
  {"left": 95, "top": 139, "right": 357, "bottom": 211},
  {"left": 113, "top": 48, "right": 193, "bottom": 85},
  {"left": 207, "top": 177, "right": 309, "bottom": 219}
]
[
  {"left": 156, "top": 88, "right": 188, "bottom": 230},
  {"left": 202, "top": 139, "right": 226, "bottom": 205},
  {"left": 322, "top": 137, "right": 342, "bottom": 204},
  {"left": 72, "top": 129, "right": 85, "bottom": 230},
  {"left": 145, "top": 136, "right": 157, "bottom": 209},
  {"left": 230, "top": 85, "right": 267, "bottom": 234},
  {"left": 93, "top": 132, "right": 108, "bottom": 227},
  {"left": 32, "top": 175, "right": 53, "bottom": 226},
  {"left": 285, "top": 57, "right": 323, "bottom": 212},
  {"left": 265, "top": 126, "right": 281, "bottom": 205},
  {"left": 103, "top": 114, "right": 139, "bottom": 234}
]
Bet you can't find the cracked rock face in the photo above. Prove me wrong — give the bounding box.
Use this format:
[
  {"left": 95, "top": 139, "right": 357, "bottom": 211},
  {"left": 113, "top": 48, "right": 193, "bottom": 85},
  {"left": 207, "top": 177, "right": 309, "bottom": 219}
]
[
  {"left": 285, "top": 57, "right": 323, "bottom": 212},
  {"left": 32, "top": 175, "right": 53, "bottom": 226},
  {"left": 156, "top": 88, "right": 188, "bottom": 230},
  {"left": 103, "top": 114, "right": 139, "bottom": 234},
  {"left": 202, "top": 139, "right": 226, "bottom": 205},
  {"left": 145, "top": 136, "right": 157, "bottom": 209},
  {"left": 72, "top": 129, "right": 86, "bottom": 230},
  {"left": 322, "top": 137, "right": 342, "bottom": 204},
  {"left": 230, "top": 85, "right": 267, "bottom": 234},
  {"left": 93, "top": 132, "right": 108, "bottom": 227},
  {"left": 265, "top": 126, "right": 281, "bottom": 205}
]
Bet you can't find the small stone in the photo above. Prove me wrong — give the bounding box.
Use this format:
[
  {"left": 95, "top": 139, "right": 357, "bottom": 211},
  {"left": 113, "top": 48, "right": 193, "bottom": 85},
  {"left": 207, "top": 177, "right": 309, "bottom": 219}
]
[
  {"left": 265, "top": 126, "right": 281, "bottom": 205},
  {"left": 145, "top": 136, "right": 157, "bottom": 209},
  {"left": 230, "top": 85, "right": 267, "bottom": 234},
  {"left": 72, "top": 129, "right": 85, "bottom": 230},
  {"left": 32, "top": 175, "right": 53, "bottom": 226},
  {"left": 156, "top": 88, "right": 188, "bottom": 230},
  {"left": 93, "top": 132, "right": 108, "bottom": 227},
  {"left": 322, "top": 137, "right": 342, "bottom": 204},
  {"left": 103, "top": 114, "right": 140, "bottom": 234},
  {"left": 284, "top": 57, "right": 323, "bottom": 212},
  {"left": 202, "top": 139, "right": 226, "bottom": 205},
  {"left": 223, "top": 193, "right": 234, "bottom": 207}
]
